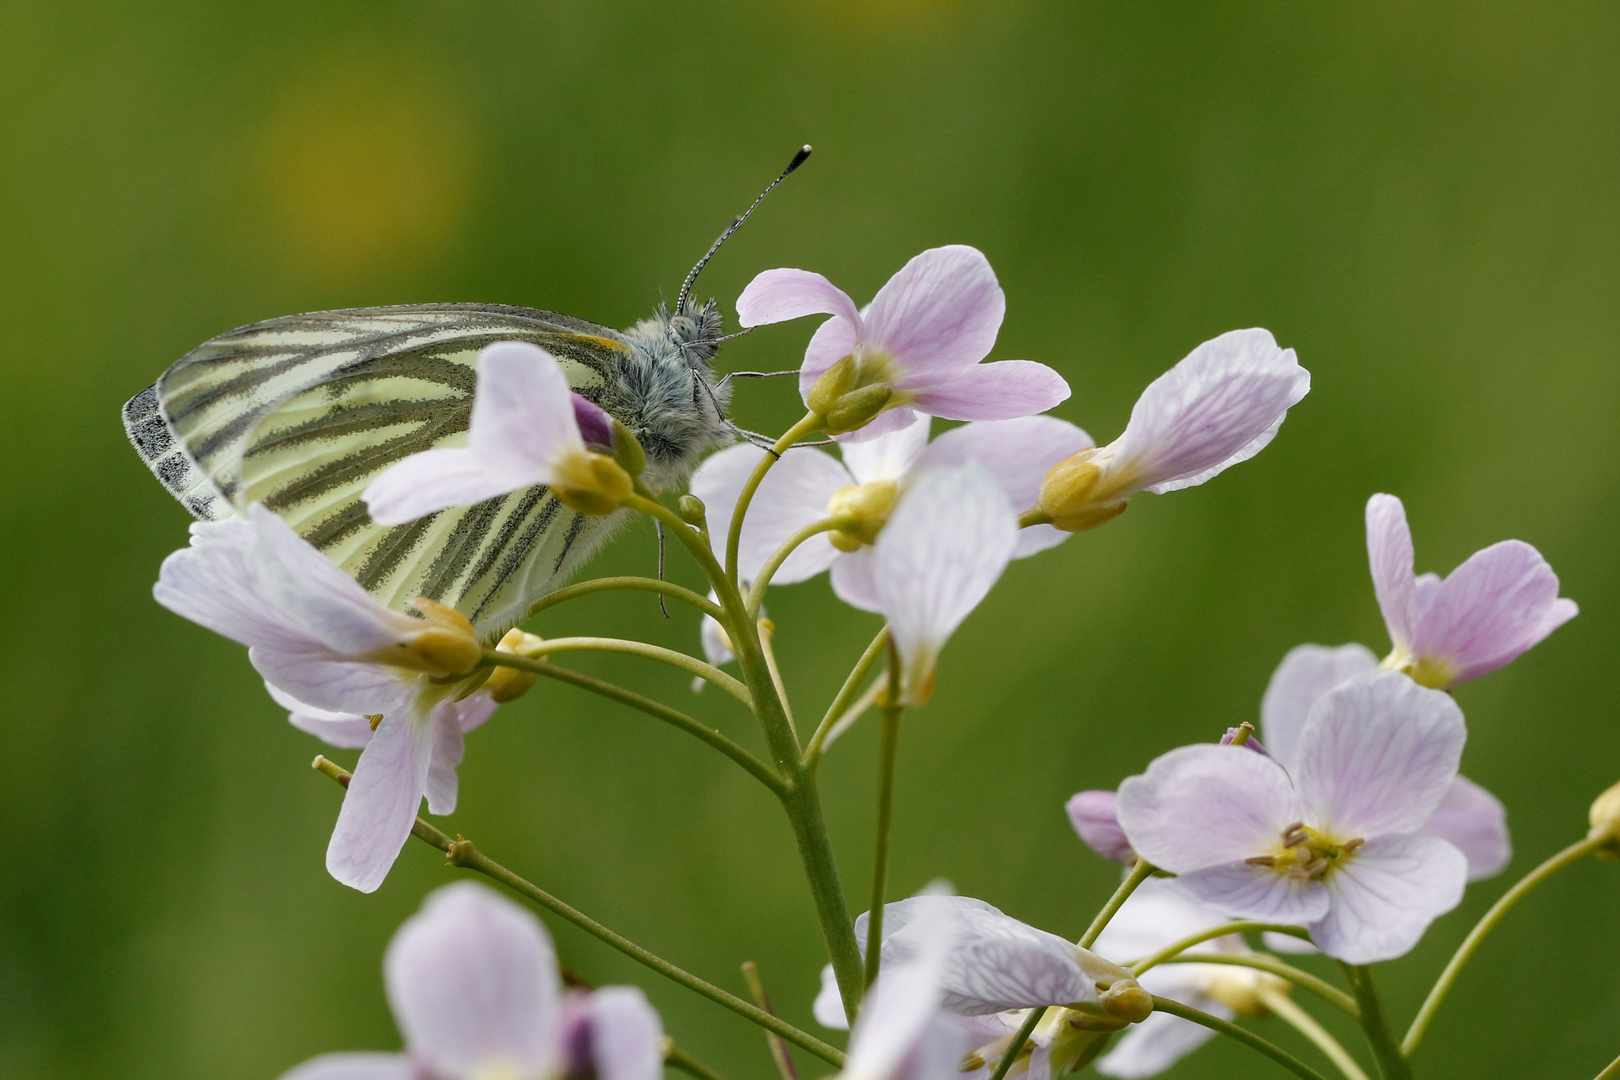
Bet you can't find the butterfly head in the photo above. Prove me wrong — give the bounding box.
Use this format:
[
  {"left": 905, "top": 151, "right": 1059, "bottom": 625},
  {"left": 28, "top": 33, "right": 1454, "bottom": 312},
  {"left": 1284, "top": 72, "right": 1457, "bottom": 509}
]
[{"left": 666, "top": 296, "right": 726, "bottom": 366}]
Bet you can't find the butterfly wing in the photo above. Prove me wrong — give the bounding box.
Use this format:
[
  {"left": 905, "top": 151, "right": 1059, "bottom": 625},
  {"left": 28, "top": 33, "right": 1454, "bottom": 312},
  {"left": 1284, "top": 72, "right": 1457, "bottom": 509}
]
[{"left": 125, "top": 303, "right": 641, "bottom": 637}]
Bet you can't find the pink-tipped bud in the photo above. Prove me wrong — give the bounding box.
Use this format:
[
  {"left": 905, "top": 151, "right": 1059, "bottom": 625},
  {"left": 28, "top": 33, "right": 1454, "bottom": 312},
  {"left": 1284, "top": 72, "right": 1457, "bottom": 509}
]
[{"left": 1067, "top": 790, "right": 1135, "bottom": 864}]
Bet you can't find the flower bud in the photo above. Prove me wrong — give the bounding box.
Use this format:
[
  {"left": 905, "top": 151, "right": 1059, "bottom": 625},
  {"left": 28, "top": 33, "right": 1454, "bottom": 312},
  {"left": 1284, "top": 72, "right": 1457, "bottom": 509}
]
[
  {"left": 1066, "top": 791, "right": 1136, "bottom": 865},
  {"left": 1101, "top": 978, "right": 1154, "bottom": 1024},
  {"left": 827, "top": 480, "right": 900, "bottom": 550},
  {"left": 553, "top": 453, "right": 634, "bottom": 516},
  {"left": 806, "top": 354, "right": 860, "bottom": 416},
  {"left": 823, "top": 384, "right": 894, "bottom": 435},
  {"left": 678, "top": 494, "right": 707, "bottom": 527},
  {"left": 484, "top": 628, "right": 545, "bottom": 703},
  {"left": 1036, "top": 449, "right": 1130, "bottom": 533},
  {"left": 1205, "top": 971, "right": 1291, "bottom": 1019},
  {"left": 401, "top": 597, "right": 482, "bottom": 676},
  {"left": 1589, "top": 779, "right": 1620, "bottom": 858}
]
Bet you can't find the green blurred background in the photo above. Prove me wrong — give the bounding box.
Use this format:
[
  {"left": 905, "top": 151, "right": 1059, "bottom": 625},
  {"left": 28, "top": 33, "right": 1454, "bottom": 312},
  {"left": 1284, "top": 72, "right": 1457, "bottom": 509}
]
[{"left": 3, "top": 2, "right": 1618, "bottom": 1077}]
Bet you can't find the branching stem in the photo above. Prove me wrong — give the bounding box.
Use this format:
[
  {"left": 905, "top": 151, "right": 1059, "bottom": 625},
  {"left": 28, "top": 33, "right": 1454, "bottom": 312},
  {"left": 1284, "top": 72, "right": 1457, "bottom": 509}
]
[
  {"left": 1150, "top": 954, "right": 1357, "bottom": 1018},
  {"left": 1080, "top": 858, "right": 1155, "bottom": 948},
  {"left": 805, "top": 627, "right": 890, "bottom": 769},
  {"left": 1149, "top": 996, "right": 1330, "bottom": 1080},
  {"left": 494, "top": 637, "right": 750, "bottom": 704},
  {"left": 863, "top": 644, "right": 904, "bottom": 990},
  {"left": 1129, "top": 921, "right": 1313, "bottom": 975},
  {"left": 525, "top": 576, "right": 723, "bottom": 621},
  {"left": 1257, "top": 985, "right": 1371, "bottom": 1080}
]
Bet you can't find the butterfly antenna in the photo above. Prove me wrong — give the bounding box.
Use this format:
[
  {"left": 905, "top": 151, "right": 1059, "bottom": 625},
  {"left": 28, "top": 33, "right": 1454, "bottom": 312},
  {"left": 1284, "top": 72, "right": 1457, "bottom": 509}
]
[
  {"left": 675, "top": 144, "right": 812, "bottom": 314},
  {"left": 655, "top": 521, "right": 671, "bottom": 619}
]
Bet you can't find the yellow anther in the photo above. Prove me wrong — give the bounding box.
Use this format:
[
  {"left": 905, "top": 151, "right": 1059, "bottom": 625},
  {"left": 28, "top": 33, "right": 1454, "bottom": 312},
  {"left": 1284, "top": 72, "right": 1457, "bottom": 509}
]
[
  {"left": 827, "top": 480, "right": 900, "bottom": 549},
  {"left": 483, "top": 628, "right": 545, "bottom": 703},
  {"left": 1035, "top": 448, "right": 1131, "bottom": 533},
  {"left": 551, "top": 451, "right": 634, "bottom": 516},
  {"left": 394, "top": 597, "right": 482, "bottom": 676}
]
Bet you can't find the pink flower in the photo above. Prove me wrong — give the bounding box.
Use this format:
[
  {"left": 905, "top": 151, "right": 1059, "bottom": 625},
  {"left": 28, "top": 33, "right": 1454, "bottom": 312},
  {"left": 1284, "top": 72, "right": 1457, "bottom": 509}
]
[
  {"left": 1117, "top": 671, "right": 1469, "bottom": 964},
  {"left": 363, "top": 341, "right": 633, "bottom": 524},
  {"left": 736, "top": 246, "right": 1070, "bottom": 441},
  {"left": 279, "top": 883, "right": 662, "bottom": 1080},
  {"left": 1366, "top": 493, "right": 1577, "bottom": 689},
  {"left": 153, "top": 506, "right": 495, "bottom": 893}
]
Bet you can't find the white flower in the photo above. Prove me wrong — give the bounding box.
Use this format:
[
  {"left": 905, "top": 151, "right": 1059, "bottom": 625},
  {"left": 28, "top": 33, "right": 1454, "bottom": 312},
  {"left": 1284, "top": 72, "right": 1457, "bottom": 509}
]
[
  {"left": 279, "top": 883, "right": 662, "bottom": 1080},
  {"left": 153, "top": 505, "right": 495, "bottom": 893}
]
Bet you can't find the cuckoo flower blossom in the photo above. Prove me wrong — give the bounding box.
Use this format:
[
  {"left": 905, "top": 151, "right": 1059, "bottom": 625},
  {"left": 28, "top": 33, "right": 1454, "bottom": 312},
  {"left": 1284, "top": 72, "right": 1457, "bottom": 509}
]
[
  {"left": 1366, "top": 493, "right": 1577, "bottom": 689},
  {"left": 363, "top": 340, "right": 636, "bottom": 525},
  {"left": 1036, "top": 329, "right": 1309, "bottom": 531},
  {"left": 280, "top": 883, "right": 662, "bottom": 1080},
  {"left": 736, "top": 245, "right": 1070, "bottom": 440},
  {"left": 154, "top": 505, "right": 495, "bottom": 893},
  {"left": 1117, "top": 671, "right": 1469, "bottom": 964}
]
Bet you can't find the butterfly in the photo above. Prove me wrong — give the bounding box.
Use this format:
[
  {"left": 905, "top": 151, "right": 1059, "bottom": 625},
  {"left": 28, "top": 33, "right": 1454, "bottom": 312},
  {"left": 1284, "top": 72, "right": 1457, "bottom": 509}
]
[{"left": 124, "top": 148, "right": 810, "bottom": 640}]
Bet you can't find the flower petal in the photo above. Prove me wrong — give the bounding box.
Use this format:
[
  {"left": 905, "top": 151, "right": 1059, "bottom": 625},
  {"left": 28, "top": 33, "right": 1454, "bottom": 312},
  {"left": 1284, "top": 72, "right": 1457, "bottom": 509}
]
[
  {"left": 1091, "top": 878, "right": 1237, "bottom": 968},
  {"left": 277, "top": 1053, "right": 415, "bottom": 1080},
  {"left": 814, "top": 963, "right": 850, "bottom": 1030},
  {"left": 1116, "top": 744, "right": 1304, "bottom": 872},
  {"left": 1111, "top": 329, "right": 1308, "bottom": 495},
  {"left": 863, "top": 246, "right": 1005, "bottom": 371},
  {"left": 830, "top": 547, "right": 882, "bottom": 612},
  {"left": 737, "top": 268, "right": 862, "bottom": 329},
  {"left": 843, "top": 893, "right": 962, "bottom": 1080},
  {"left": 251, "top": 646, "right": 419, "bottom": 719},
  {"left": 386, "top": 883, "right": 561, "bottom": 1078},
  {"left": 1065, "top": 790, "right": 1136, "bottom": 865},
  {"left": 1174, "top": 861, "right": 1330, "bottom": 925},
  {"left": 689, "top": 444, "right": 848, "bottom": 584},
  {"left": 469, "top": 341, "right": 587, "bottom": 483},
  {"left": 362, "top": 448, "right": 514, "bottom": 526},
  {"left": 941, "top": 937, "right": 1095, "bottom": 1015},
  {"left": 840, "top": 413, "right": 932, "bottom": 485},
  {"left": 153, "top": 519, "right": 307, "bottom": 651},
  {"left": 800, "top": 312, "right": 862, "bottom": 399},
  {"left": 923, "top": 416, "right": 1093, "bottom": 556},
  {"left": 1095, "top": 1009, "right": 1220, "bottom": 1079},
  {"left": 455, "top": 691, "right": 499, "bottom": 735},
  {"left": 1296, "top": 671, "right": 1464, "bottom": 840},
  {"left": 1310, "top": 834, "right": 1467, "bottom": 964},
  {"left": 326, "top": 712, "right": 434, "bottom": 893},
  {"left": 581, "top": 987, "right": 664, "bottom": 1080},
  {"left": 1258, "top": 643, "right": 1379, "bottom": 772},
  {"left": 901, "top": 361, "right": 1072, "bottom": 424},
  {"left": 1421, "top": 775, "right": 1511, "bottom": 881},
  {"left": 1414, "top": 539, "right": 1578, "bottom": 685},
  {"left": 268, "top": 682, "right": 376, "bottom": 750},
  {"left": 423, "top": 700, "right": 466, "bottom": 817},
  {"left": 1366, "top": 494, "right": 1418, "bottom": 651},
  {"left": 872, "top": 464, "right": 1018, "bottom": 705}
]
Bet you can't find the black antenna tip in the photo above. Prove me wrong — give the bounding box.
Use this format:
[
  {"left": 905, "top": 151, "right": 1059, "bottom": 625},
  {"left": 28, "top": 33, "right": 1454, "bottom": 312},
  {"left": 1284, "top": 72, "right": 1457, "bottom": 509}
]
[{"left": 788, "top": 145, "right": 813, "bottom": 171}]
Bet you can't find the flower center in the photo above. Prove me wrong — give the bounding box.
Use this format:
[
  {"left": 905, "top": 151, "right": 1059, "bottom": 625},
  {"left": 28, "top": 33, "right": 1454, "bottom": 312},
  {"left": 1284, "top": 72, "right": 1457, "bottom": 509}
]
[
  {"left": 827, "top": 479, "right": 900, "bottom": 551},
  {"left": 1246, "top": 822, "right": 1364, "bottom": 880},
  {"left": 1379, "top": 648, "right": 1458, "bottom": 690}
]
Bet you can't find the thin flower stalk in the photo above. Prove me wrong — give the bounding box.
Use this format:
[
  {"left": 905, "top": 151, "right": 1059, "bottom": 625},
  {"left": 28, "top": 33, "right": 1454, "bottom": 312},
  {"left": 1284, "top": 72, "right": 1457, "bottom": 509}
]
[
  {"left": 1148, "top": 996, "right": 1331, "bottom": 1080},
  {"left": 1254, "top": 985, "right": 1371, "bottom": 1080}
]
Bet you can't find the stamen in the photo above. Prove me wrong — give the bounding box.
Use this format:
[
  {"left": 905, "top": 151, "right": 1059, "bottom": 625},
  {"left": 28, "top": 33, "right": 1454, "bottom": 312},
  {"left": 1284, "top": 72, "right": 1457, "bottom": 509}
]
[
  {"left": 1245, "top": 855, "right": 1277, "bottom": 867},
  {"left": 366, "top": 713, "right": 384, "bottom": 731},
  {"left": 1341, "top": 837, "right": 1365, "bottom": 854}
]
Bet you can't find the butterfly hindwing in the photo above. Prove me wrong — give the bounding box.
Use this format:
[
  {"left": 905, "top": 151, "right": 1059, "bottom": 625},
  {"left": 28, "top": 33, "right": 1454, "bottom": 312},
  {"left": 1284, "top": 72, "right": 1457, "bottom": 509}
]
[{"left": 125, "top": 303, "right": 642, "bottom": 637}]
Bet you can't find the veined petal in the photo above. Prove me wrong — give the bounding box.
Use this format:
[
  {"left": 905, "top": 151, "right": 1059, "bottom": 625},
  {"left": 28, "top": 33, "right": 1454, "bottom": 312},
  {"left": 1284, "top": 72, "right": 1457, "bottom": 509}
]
[
  {"left": 469, "top": 341, "right": 588, "bottom": 485},
  {"left": 1310, "top": 834, "right": 1466, "bottom": 964},
  {"left": 1366, "top": 494, "right": 1418, "bottom": 651},
  {"left": 830, "top": 405, "right": 926, "bottom": 445},
  {"left": 1258, "top": 643, "right": 1379, "bottom": 772},
  {"left": 1095, "top": 1009, "right": 1219, "bottom": 1079},
  {"left": 1066, "top": 790, "right": 1135, "bottom": 865},
  {"left": 268, "top": 682, "right": 375, "bottom": 750},
  {"left": 1174, "top": 861, "right": 1330, "bottom": 925},
  {"left": 801, "top": 313, "right": 862, "bottom": 398},
  {"left": 1116, "top": 744, "right": 1304, "bottom": 872},
  {"left": 580, "top": 987, "right": 664, "bottom": 1080},
  {"left": 841, "top": 412, "right": 932, "bottom": 485},
  {"left": 363, "top": 448, "right": 515, "bottom": 526},
  {"left": 424, "top": 700, "right": 467, "bottom": 816},
  {"left": 941, "top": 937, "right": 1094, "bottom": 1015},
  {"left": 689, "top": 443, "right": 849, "bottom": 584},
  {"left": 872, "top": 464, "right": 1018, "bottom": 705},
  {"left": 250, "top": 646, "right": 420, "bottom": 719},
  {"left": 863, "top": 246, "right": 1005, "bottom": 371},
  {"left": 1413, "top": 539, "right": 1578, "bottom": 685},
  {"left": 842, "top": 893, "right": 961, "bottom": 1080},
  {"left": 900, "top": 360, "right": 1071, "bottom": 423},
  {"left": 326, "top": 712, "right": 435, "bottom": 893},
  {"left": 1421, "top": 775, "right": 1511, "bottom": 881},
  {"left": 737, "top": 268, "right": 862, "bottom": 330},
  {"left": 277, "top": 1054, "right": 414, "bottom": 1080},
  {"left": 153, "top": 519, "right": 306, "bottom": 651},
  {"left": 454, "top": 691, "right": 499, "bottom": 735},
  {"left": 1110, "top": 329, "right": 1308, "bottom": 494},
  {"left": 1296, "top": 671, "right": 1464, "bottom": 840},
  {"left": 924, "top": 416, "right": 1094, "bottom": 557},
  {"left": 385, "top": 883, "right": 561, "bottom": 1079}
]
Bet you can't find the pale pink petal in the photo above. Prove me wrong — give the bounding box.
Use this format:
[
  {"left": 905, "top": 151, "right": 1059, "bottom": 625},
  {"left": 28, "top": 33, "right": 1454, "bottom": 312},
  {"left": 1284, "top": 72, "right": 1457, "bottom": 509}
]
[
  {"left": 1414, "top": 572, "right": 1443, "bottom": 619},
  {"left": 385, "top": 883, "right": 560, "bottom": 1078},
  {"left": 689, "top": 444, "right": 848, "bottom": 584},
  {"left": 250, "top": 646, "right": 419, "bottom": 719},
  {"left": 843, "top": 894, "right": 959, "bottom": 1080},
  {"left": 326, "top": 712, "right": 435, "bottom": 893},
  {"left": 1414, "top": 540, "right": 1578, "bottom": 684},
  {"left": 1263, "top": 932, "right": 1319, "bottom": 955},
  {"left": 814, "top": 964, "right": 849, "bottom": 1030},
  {"left": 1092, "top": 879, "right": 1237, "bottom": 967},
  {"left": 1066, "top": 790, "right": 1135, "bottom": 865},
  {"left": 700, "top": 612, "right": 734, "bottom": 669},
  {"left": 830, "top": 547, "right": 882, "bottom": 612},
  {"left": 1310, "top": 834, "right": 1467, "bottom": 964},
  {"left": 942, "top": 936, "right": 1094, "bottom": 1015},
  {"left": 1366, "top": 494, "right": 1418, "bottom": 651},
  {"left": 737, "top": 268, "right": 862, "bottom": 330},
  {"left": 153, "top": 519, "right": 306, "bottom": 650},
  {"left": 800, "top": 312, "right": 862, "bottom": 397},
  {"left": 277, "top": 1054, "right": 414, "bottom": 1080},
  {"left": 1258, "top": 643, "right": 1378, "bottom": 772},
  {"left": 872, "top": 464, "right": 1018, "bottom": 704},
  {"left": 581, "top": 987, "right": 663, "bottom": 1080},
  {"left": 830, "top": 405, "right": 925, "bottom": 445},
  {"left": 363, "top": 448, "right": 516, "bottom": 526},
  {"left": 1421, "top": 775, "right": 1511, "bottom": 881},
  {"left": 1111, "top": 329, "right": 1308, "bottom": 494},
  {"left": 924, "top": 416, "right": 1093, "bottom": 556},
  {"left": 423, "top": 701, "right": 466, "bottom": 816},
  {"left": 1116, "top": 744, "right": 1304, "bottom": 871},
  {"left": 268, "top": 682, "right": 375, "bottom": 749},
  {"left": 455, "top": 691, "right": 499, "bottom": 735},
  {"left": 840, "top": 413, "right": 932, "bottom": 485},
  {"left": 863, "top": 246, "right": 1005, "bottom": 371},
  {"left": 1174, "top": 861, "right": 1330, "bottom": 925},
  {"left": 1095, "top": 1010, "right": 1219, "bottom": 1079},
  {"left": 468, "top": 341, "right": 586, "bottom": 485},
  {"left": 1296, "top": 671, "right": 1464, "bottom": 840},
  {"left": 900, "top": 361, "right": 1071, "bottom": 423}
]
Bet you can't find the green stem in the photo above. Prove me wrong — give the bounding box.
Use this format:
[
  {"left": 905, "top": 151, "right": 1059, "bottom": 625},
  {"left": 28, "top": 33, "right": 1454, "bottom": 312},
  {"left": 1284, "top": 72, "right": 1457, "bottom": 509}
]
[
  {"left": 525, "top": 576, "right": 723, "bottom": 621},
  {"left": 498, "top": 637, "right": 750, "bottom": 704},
  {"left": 1342, "top": 965, "right": 1409, "bottom": 1080},
  {"left": 1401, "top": 834, "right": 1608, "bottom": 1058},
  {"left": 664, "top": 1041, "right": 728, "bottom": 1080},
  {"left": 1079, "top": 858, "right": 1156, "bottom": 948},
  {"left": 1129, "top": 921, "right": 1313, "bottom": 975},
  {"left": 310, "top": 756, "right": 843, "bottom": 1067},
  {"left": 745, "top": 517, "right": 847, "bottom": 621},
  {"left": 986, "top": 1008, "right": 1047, "bottom": 1080},
  {"left": 805, "top": 627, "right": 890, "bottom": 770},
  {"left": 1595, "top": 1051, "right": 1620, "bottom": 1080},
  {"left": 724, "top": 413, "right": 824, "bottom": 586},
  {"left": 741, "top": 961, "right": 800, "bottom": 1080},
  {"left": 1150, "top": 954, "right": 1357, "bottom": 1018},
  {"left": 1257, "top": 985, "right": 1371, "bottom": 1080},
  {"left": 863, "top": 645, "right": 904, "bottom": 990},
  {"left": 1149, "top": 996, "right": 1330, "bottom": 1080},
  {"left": 484, "top": 652, "right": 784, "bottom": 794}
]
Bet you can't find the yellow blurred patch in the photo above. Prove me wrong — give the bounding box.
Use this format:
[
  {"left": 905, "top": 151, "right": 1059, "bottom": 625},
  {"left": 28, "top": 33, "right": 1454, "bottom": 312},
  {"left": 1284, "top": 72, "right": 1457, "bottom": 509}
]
[{"left": 256, "top": 49, "right": 476, "bottom": 284}]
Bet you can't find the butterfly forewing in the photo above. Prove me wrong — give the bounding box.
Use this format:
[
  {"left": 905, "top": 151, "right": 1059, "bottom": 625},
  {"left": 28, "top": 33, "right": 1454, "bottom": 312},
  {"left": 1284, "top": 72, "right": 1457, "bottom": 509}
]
[{"left": 125, "top": 303, "right": 641, "bottom": 637}]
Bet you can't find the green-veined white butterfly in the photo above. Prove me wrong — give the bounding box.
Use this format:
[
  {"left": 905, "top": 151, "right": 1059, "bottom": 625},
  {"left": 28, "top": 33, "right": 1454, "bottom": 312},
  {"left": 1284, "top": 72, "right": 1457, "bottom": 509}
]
[{"left": 124, "top": 147, "right": 810, "bottom": 639}]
